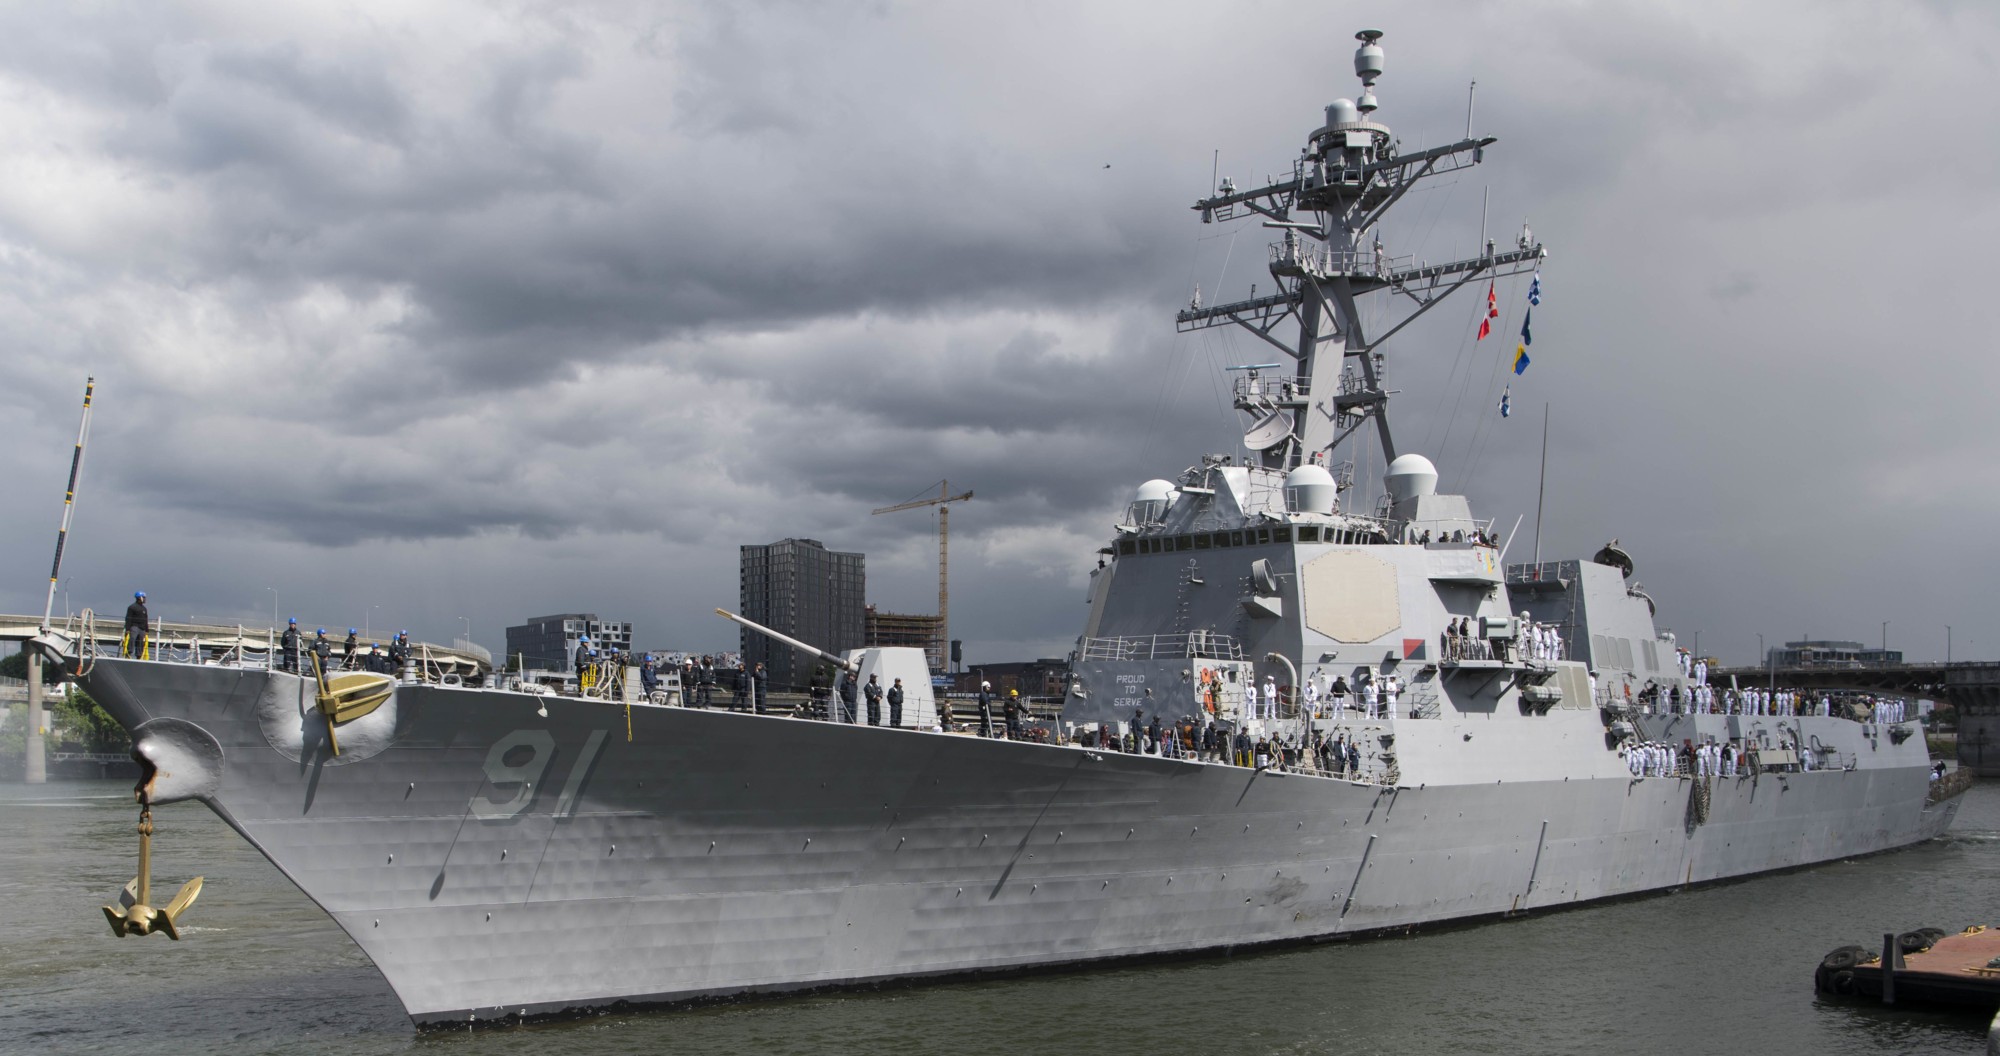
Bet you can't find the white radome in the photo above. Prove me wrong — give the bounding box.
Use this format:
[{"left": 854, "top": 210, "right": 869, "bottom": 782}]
[
  {"left": 1283, "top": 463, "right": 1338, "bottom": 515},
  {"left": 1383, "top": 453, "right": 1439, "bottom": 501}
]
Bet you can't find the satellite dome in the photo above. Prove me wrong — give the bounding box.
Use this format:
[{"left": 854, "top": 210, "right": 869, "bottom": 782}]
[
  {"left": 1130, "top": 479, "right": 1177, "bottom": 525},
  {"left": 1384, "top": 453, "right": 1439, "bottom": 502},
  {"left": 1284, "top": 463, "right": 1338, "bottom": 515},
  {"left": 1325, "top": 98, "right": 1360, "bottom": 127}
]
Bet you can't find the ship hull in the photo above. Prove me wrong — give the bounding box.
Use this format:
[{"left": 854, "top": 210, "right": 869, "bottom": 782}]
[{"left": 80, "top": 657, "right": 1960, "bottom": 1023}]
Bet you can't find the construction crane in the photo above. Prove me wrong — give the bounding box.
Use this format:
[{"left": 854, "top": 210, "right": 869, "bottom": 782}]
[{"left": 871, "top": 481, "right": 973, "bottom": 671}]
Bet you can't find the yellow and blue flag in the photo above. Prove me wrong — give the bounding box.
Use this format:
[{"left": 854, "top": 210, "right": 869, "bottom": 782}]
[{"left": 1513, "top": 308, "right": 1532, "bottom": 374}]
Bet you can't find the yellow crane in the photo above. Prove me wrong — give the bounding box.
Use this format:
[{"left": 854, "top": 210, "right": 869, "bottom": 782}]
[{"left": 871, "top": 481, "right": 973, "bottom": 670}]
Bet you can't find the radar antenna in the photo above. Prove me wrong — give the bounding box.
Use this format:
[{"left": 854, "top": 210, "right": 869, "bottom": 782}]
[{"left": 1179, "top": 30, "right": 1546, "bottom": 476}]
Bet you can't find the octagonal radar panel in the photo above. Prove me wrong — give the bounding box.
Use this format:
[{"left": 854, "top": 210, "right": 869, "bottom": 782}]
[{"left": 1302, "top": 550, "right": 1400, "bottom": 644}]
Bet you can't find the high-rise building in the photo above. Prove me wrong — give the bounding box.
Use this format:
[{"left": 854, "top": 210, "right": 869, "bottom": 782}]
[
  {"left": 505, "top": 614, "right": 634, "bottom": 673},
  {"left": 739, "top": 539, "right": 865, "bottom": 690},
  {"left": 865, "top": 605, "right": 944, "bottom": 673}
]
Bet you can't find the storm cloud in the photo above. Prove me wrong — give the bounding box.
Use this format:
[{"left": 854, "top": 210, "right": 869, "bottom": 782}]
[{"left": 0, "top": 1, "right": 1993, "bottom": 667}]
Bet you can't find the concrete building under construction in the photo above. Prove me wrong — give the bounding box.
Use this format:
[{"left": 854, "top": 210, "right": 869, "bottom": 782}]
[{"left": 865, "top": 606, "right": 944, "bottom": 673}]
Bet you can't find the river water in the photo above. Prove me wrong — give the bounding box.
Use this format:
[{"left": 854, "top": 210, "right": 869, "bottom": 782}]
[{"left": 2, "top": 778, "right": 1993, "bottom": 1056}]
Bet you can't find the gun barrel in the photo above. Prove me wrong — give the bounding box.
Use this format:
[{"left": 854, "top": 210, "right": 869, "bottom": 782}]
[{"left": 713, "top": 608, "right": 859, "bottom": 673}]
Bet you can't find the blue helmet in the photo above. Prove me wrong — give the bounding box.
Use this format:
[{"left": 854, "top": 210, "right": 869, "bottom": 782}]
[
  {"left": 398, "top": 630, "right": 407, "bottom": 637},
  {"left": 316, "top": 628, "right": 326, "bottom": 635},
  {"left": 288, "top": 617, "right": 297, "bottom": 625},
  {"left": 348, "top": 628, "right": 356, "bottom": 635},
  {"left": 134, "top": 591, "right": 146, "bottom": 600}
]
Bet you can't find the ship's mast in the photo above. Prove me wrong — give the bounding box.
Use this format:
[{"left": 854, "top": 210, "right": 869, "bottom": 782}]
[{"left": 1179, "top": 30, "right": 1545, "bottom": 476}]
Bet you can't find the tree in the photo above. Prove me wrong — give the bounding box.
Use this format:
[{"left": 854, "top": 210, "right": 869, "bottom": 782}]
[
  {"left": 50, "top": 686, "right": 130, "bottom": 754},
  {"left": 0, "top": 650, "right": 63, "bottom": 684},
  {"left": 0, "top": 703, "right": 24, "bottom": 776}
]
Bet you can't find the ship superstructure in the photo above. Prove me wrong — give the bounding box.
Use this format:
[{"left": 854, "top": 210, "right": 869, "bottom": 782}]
[
  {"left": 42, "top": 31, "right": 1963, "bottom": 1027},
  {"left": 1070, "top": 30, "right": 1560, "bottom": 769}
]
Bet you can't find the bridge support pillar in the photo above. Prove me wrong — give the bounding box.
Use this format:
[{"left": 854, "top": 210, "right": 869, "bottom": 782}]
[
  {"left": 1960, "top": 699, "right": 2000, "bottom": 779},
  {"left": 1947, "top": 665, "right": 2000, "bottom": 779},
  {"left": 24, "top": 648, "right": 45, "bottom": 784}
]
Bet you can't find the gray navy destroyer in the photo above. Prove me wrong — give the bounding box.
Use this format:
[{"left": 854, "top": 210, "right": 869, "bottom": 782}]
[{"left": 37, "top": 30, "right": 1964, "bottom": 1024}]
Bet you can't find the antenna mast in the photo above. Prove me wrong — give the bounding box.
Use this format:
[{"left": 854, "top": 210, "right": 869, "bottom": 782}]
[
  {"left": 1534, "top": 403, "right": 1549, "bottom": 564},
  {"left": 1177, "top": 31, "right": 1544, "bottom": 479}
]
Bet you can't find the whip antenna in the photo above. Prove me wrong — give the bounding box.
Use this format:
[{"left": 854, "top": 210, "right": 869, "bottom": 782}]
[{"left": 42, "top": 376, "right": 95, "bottom": 633}]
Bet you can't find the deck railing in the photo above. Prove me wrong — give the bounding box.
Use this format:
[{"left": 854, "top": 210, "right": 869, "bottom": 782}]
[{"left": 1079, "top": 632, "right": 1245, "bottom": 662}]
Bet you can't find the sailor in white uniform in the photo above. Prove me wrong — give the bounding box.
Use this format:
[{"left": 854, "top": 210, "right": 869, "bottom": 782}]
[{"left": 1261, "top": 676, "right": 1278, "bottom": 720}]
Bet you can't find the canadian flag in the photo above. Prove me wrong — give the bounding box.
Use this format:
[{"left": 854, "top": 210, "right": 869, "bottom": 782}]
[{"left": 1476, "top": 281, "right": 1498, "bottom": 340}]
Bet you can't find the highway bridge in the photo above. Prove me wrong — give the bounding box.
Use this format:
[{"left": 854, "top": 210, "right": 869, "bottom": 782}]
[
  {"left": 3, "top": 612, "right": 494, "bottom": 784},
  {"left": 1713, "top": 661, "right": 2000, "bottom": 776},
  {"left": 0, "top": 612, "right": 492, "bottom": 676},
  {"left": 1709, "top": 662, "right": 1952, "bottom": 698}
]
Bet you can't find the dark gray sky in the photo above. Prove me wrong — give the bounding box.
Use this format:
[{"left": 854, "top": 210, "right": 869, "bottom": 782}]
[{"left": 1, "top": 2, "right": 1993, "bottom": 667}]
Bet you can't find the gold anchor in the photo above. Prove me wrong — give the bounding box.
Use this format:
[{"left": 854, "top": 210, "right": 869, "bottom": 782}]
[
  {"left": 310, "top": 652, "right": 393, "bottom": 757},
  {"left": 102, "top": 787, "right": 203, "bottom": 939}
]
